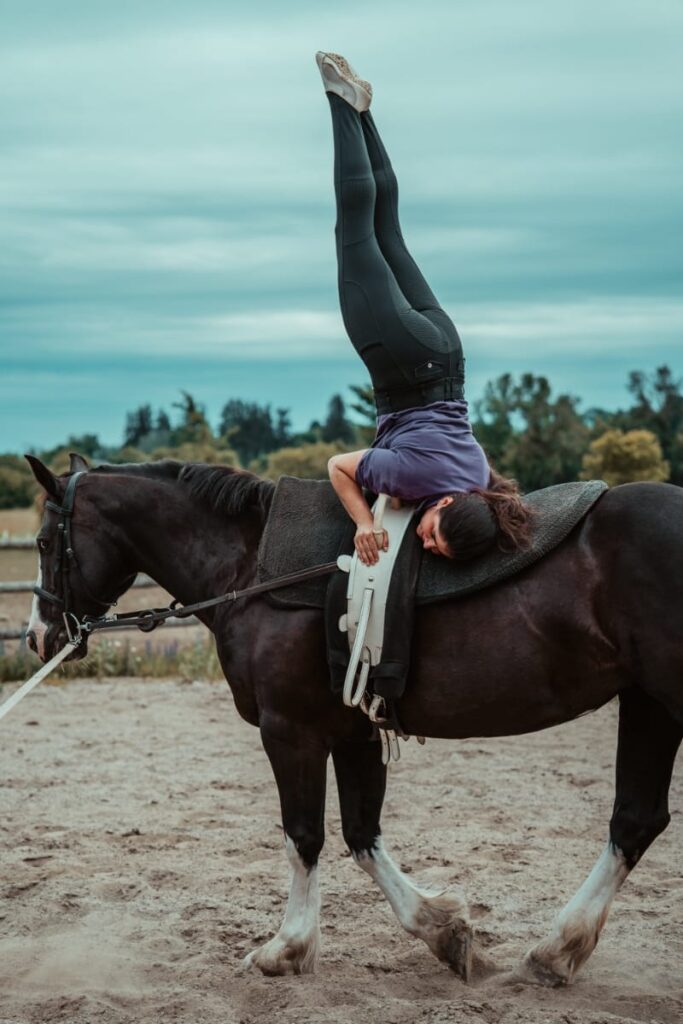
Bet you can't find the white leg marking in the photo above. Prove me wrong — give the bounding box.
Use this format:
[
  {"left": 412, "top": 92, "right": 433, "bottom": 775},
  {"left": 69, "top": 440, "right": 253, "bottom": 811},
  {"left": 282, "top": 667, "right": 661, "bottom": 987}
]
[
  {"left": 354, "top": 837, "right": 424, "bottom": 931},
  {"left": 243, "top": 835, "right": 320, "bottom": 975},
  {"left": 354, "top": 838, "right": 473, "bottom": 976},
  {"left": 523, "top": 842, "right": 630, "bottom": 985},
  {"left": 27, "top": 559, "right": 48, "bottom": 660}
]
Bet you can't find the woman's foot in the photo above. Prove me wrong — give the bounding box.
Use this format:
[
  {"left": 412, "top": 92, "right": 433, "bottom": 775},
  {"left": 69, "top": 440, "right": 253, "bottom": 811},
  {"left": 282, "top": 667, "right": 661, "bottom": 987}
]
[{"left": 315, "top": 52, "right": 372, "bottom": 112}]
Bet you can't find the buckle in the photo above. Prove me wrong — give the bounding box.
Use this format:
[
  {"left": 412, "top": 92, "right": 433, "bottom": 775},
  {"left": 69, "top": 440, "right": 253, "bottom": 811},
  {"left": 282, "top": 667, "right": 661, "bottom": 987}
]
[{"left": 62, "top": 612, "right": 84, "bottom": 647}]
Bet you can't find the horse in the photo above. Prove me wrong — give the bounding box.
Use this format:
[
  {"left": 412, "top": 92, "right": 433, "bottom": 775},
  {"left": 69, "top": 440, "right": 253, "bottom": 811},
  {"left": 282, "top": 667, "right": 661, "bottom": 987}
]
[{"left": 24, "top": 453, "right": 682, "bottom": 986}]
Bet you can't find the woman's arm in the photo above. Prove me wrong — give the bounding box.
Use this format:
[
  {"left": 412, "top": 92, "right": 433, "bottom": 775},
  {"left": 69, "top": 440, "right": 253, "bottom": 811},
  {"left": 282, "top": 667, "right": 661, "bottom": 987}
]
[{"left": 328, "top": 450, "right": 388, "bottom": 565}]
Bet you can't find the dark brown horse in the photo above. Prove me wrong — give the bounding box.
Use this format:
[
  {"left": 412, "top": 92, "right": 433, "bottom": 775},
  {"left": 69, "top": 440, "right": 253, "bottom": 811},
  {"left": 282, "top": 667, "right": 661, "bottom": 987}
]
[{"left": 25, "top": 454, "right": 682, "bottom": 985}]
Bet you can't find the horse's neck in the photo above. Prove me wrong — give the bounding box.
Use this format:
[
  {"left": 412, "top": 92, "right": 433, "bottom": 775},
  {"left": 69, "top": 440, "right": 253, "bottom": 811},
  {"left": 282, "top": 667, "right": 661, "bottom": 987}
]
[{"left": 117, "top": 479, "right": 259, "bottom": 610}]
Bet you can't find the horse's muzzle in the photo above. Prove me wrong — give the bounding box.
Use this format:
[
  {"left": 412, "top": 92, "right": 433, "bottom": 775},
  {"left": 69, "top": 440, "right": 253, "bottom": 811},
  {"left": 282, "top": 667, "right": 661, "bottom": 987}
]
[{"left": 40, "top": 623, "right": 88, "bottom": 663}]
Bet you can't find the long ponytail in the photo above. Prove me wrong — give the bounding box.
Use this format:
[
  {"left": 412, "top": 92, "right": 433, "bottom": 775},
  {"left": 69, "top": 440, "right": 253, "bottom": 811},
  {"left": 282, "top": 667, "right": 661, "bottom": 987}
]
[
  {"left": 438, "top": 466, "right": 534, "bottom": 560},
  {"left": 474, "top": 467, "right": 534, "bottom": 551}
]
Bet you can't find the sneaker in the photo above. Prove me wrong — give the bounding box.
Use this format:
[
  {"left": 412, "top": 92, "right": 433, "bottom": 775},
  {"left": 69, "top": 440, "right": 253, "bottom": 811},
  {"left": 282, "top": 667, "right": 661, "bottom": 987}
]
[{"left": 315, "top": 51, "right": 372, "bottom": 113}]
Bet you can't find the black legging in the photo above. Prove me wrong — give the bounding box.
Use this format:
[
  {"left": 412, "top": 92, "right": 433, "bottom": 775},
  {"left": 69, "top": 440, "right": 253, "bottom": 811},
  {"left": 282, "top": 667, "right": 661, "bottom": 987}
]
[{"left": 327, "top": 92, "right": 464, "bottom": 415}]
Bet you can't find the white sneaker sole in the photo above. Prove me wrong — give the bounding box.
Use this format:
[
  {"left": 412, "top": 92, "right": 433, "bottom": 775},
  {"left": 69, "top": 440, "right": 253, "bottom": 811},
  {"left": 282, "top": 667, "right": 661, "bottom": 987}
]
[{"left": 315, "top": 51, "right": 372, "bottom": 113}]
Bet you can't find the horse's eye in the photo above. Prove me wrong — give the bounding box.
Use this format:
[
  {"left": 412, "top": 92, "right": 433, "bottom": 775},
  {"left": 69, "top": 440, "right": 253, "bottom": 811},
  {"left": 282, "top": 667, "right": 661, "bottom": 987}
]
[{"left": 37, "top": 538, "right": 48, "bottom": 553}]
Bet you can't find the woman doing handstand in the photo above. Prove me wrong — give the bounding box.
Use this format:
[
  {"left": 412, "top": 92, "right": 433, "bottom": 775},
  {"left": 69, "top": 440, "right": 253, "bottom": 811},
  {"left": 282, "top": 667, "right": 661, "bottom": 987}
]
[{"left": 318, "top": 52, "right": 532, "bottom": 566}]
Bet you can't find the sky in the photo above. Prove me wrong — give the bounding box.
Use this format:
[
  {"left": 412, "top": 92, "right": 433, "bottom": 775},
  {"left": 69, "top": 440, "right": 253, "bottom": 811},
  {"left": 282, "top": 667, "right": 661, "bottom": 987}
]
[{"left": 1, "top": 0, "right": 681, "bottom": 452}]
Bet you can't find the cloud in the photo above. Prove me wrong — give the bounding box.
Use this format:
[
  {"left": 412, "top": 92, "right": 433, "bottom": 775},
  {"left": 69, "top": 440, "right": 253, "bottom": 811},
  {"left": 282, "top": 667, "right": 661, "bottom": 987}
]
[
  {"left": 5, "top": 295, "right": 679, "bottom": 367},
  {"left": 461, "top": 297, "right": 683, "bottom": 355},
  {"left": 1, "top": 0, "right": 682, "bottom": 452}
]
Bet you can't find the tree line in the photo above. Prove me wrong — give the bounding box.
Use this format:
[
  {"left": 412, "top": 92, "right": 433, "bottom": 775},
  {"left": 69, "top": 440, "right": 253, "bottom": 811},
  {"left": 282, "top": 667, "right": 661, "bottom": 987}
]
[{"left": 1, "top": 366, "right": 681, "bottom": 509}]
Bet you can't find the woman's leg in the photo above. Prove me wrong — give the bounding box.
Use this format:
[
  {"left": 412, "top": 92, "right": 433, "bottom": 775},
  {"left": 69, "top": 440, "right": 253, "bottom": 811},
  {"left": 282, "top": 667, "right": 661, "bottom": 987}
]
[
  {"left": 327, "top": 93, "right": 462, "bottom": 405},
  {"left": 359, "top": 110, "right": 442, "bottom": 315}
]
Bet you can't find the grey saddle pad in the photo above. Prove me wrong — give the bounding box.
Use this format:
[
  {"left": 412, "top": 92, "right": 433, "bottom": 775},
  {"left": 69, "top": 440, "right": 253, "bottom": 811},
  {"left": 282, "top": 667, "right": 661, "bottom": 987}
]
[{"left": 256, "top": 477, "right": 608, "bottom": 610}]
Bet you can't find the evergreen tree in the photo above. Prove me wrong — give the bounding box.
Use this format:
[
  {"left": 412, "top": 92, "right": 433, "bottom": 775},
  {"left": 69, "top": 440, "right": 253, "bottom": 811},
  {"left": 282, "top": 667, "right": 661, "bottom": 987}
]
[
  {"left": 348, "top": 383, "right": 375, "bottom": 423},
  {"left": 474, "top": 373, "right": 589, "bottom": 490},
  {"left": 156, "top": 409, "right": 171, "bottom": 433},
  {"left": 321, "top": 394, "right": 354, "bottom": 443},
  {"left": 65, "top": 433, "right": 102, "bottom": 458},
  {"left": 472, "top": 373, "right": 516, "bottom": 467},
  {"left": 503, "top": 375, "right": 589, "bottom": 490},
  {"left": 219, "top": 399, "right": 278, "bottom": 465},
  {"left": 172, "top": 391, "right": 214, "bottom": 446},
  {"left": 124, "top": 404, "right": 153, "bottom": 447},
  {"left": 622, "top": 366, "right": 683, "bottom": 485},
  {"left": 274, "top": 407, "right": 292, "bottom": 447},
  {"left": 133, "top": 407, "right": 173, "bottom": 452}
]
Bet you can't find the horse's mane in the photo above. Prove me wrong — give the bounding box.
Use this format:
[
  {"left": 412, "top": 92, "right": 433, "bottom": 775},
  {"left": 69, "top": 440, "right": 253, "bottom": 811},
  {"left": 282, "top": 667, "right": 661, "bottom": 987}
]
[{"left": 91, "top": 460, "right": 275, "bottom": 518}]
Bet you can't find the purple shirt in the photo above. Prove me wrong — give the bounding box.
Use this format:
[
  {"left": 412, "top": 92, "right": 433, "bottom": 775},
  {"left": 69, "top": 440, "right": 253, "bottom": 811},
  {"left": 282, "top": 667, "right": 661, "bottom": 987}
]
[{"left": 356, "top": 400, "right": 490, "bottom": 510}]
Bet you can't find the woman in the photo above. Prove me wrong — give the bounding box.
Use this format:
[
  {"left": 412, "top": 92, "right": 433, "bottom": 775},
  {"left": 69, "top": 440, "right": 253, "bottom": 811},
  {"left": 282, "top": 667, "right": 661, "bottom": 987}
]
[{"left": 318, "top": 52, "right": 533, "bottom": 567}]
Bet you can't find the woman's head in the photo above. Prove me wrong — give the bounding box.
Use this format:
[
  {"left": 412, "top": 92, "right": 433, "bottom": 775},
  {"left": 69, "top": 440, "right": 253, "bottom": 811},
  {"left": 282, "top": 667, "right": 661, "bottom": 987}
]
[{"left": 416, "top": 469, "right": 534, "bottom": 561}]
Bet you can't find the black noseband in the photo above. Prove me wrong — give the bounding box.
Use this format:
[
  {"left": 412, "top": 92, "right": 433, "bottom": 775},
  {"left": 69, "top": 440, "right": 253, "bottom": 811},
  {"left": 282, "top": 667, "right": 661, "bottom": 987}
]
[{"left": 33, "top": 586, "right": 63, "bottom": 607}]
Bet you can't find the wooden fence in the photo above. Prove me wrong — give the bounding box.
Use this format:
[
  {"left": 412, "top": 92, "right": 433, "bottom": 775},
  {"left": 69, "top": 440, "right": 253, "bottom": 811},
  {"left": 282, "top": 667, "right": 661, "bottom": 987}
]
[{"left": 0, "top": 555, "right": 198, "bottom": 641}]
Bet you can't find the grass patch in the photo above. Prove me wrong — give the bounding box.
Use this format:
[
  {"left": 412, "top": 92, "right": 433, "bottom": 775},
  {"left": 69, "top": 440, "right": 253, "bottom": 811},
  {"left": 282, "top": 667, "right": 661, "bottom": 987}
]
[{"left": 0, "top": 636, "right": 223, "bottom": 685}]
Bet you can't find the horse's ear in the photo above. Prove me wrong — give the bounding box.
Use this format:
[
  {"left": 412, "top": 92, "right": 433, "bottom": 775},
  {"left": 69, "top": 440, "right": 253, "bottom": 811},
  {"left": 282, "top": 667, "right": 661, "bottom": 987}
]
[
  {"left": 69, "top": 452, "right": 90, "bottom": 474},
  {"left": 24, "top": 454, "right": 60, "bottom": 497}
]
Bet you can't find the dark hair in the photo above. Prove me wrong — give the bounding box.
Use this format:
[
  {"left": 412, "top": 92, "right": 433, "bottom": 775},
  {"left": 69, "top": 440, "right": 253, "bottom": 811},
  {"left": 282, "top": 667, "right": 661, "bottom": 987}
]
[{"left": 437, "top": 467, "right": 534, "bottom": 562}]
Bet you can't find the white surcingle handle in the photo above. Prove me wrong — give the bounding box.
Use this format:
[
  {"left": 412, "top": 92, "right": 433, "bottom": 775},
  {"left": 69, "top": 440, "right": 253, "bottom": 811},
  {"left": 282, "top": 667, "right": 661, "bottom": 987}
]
[{"left": 372, "top": 493, "right": 389, "bottom": 539}]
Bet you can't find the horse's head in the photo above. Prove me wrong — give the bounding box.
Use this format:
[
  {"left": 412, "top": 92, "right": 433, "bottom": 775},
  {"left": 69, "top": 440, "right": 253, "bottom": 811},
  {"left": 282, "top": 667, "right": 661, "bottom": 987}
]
[{"left": 25, "top": 453, "right": 137, "bottom": 662}]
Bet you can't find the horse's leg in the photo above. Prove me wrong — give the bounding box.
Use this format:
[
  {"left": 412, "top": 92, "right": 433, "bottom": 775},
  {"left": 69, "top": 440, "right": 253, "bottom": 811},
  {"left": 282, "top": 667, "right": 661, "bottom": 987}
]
[
  {"left": 243, "top": 726, "right": 328, "bottom": 976},
  {"left": 332, "top": 738, "right": 476, "bottom": 980},
  {"left": 521, "top": 688, "right": 682, "bottom": 986}
]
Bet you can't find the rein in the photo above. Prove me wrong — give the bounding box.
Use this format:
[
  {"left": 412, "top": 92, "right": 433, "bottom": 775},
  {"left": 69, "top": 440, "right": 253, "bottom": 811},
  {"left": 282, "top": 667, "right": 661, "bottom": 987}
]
[
  {"left": 34, "top": 470, "right": 338, "bottom": 648},
  {"left": 79, "top": 561, "right": 339, "bottom": 639}
]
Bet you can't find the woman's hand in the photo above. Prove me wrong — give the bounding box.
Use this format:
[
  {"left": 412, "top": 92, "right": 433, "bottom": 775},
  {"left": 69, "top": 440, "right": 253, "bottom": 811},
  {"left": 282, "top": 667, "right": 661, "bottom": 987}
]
[
  {"left": 354, "top": 523, "right": 389, "bottom": 566},
  {"left": 327, "top": 452, "right": 390, "bottom": 565}
]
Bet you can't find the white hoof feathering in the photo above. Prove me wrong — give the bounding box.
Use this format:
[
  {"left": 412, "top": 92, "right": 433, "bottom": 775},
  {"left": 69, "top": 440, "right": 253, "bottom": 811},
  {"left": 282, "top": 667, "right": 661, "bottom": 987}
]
[
  {"left": 354, "top": 838, "right": 473, "bottom": 980},
  {"left": 520, "top": 843, "right": 630, "bottom": 986},
  {"left": 243, "top": 836, "right": 320, "bottom": 976}
]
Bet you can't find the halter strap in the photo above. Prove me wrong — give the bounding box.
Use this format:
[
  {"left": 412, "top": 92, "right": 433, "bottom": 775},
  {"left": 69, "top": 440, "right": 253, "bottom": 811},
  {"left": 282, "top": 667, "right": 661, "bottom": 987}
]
[
  {"left": 40, "top": 472, "right": 86, "bottom": 616},
  {"left": 34, "top": 471, "right": 115, "bottom": 615}
]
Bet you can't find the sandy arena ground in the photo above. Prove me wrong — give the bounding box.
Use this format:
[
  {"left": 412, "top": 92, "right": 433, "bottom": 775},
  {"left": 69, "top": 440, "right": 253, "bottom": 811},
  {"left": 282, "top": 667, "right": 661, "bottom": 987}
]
[{"left": 0, "top": 676, "right": 680, "bottom": 1024}]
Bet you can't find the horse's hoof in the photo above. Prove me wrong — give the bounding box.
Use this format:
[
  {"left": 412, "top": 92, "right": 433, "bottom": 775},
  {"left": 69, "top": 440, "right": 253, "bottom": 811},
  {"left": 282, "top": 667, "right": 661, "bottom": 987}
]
[
  {"left": 411, "top": 890, "right": 475, "bottom": 980},
  {"left": 439, "top": 930, "right": 501, "bottom": 983},
  {"left": 439, "top": 920, "right": 473, "bottom": 981},
  {"left": 514, "top": 948, "right": 571, "bottom": 988},
  {"left": 242, "top": 932, "right": 319, "bottom": 976}
]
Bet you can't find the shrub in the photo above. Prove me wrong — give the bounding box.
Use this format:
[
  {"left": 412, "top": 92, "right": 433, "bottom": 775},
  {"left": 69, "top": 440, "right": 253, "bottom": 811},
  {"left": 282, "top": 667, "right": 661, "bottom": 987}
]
[
  {"left": 260, "top": 441, "right": 348, "bottom": 480},
  {"left": 580, "top": 429, "right": 670, "bottom": 486}
]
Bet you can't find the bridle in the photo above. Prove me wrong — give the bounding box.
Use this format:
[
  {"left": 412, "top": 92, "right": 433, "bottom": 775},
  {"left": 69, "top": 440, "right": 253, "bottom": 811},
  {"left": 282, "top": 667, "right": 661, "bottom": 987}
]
[
  {"left": 33, "top": 470, "right": 338, "bottom": 647},
  {"left": 33, "top": 471, "right": 130, "bottom": 643}
]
